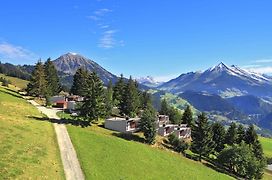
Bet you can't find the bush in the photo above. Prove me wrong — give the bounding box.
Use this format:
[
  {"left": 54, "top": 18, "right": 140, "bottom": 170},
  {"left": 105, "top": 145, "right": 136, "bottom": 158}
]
[
  {"left": 0, "top": 77, "right": 10, "bottom": 87},
  {"left": 267, "top": 157, "right": 272, "bottom": 164},
  {"left": 168, "top": 133, "right": 188, "bottom": 153},
  {"left": 217, "top": 142, "right": 266, "bottom": 179}
]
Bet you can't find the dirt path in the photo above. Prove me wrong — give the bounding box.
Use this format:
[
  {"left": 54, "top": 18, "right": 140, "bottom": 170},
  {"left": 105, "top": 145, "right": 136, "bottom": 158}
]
[
  {"left": 28, "top": 100, "right": 85, "bottom": 180},
  {"left": 268, "top": 164, "right": 272, "bottom": 171}
]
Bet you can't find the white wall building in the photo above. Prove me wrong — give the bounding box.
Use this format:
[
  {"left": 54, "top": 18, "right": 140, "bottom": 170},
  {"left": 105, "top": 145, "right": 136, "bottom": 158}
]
[
  {"left": 105, "top": 117, "right": 141, "bottom": 133},
  {"left": 158, "top": 124, "right": 191, "bottom": 139},
  {"left": 173, "top": 124, "right": 191, "bottom": 139}
]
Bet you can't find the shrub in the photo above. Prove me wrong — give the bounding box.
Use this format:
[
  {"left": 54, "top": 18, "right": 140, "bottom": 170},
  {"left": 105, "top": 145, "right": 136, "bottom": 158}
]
[{"left": 168, "top": 133, "right": 188, "bottom": 153}]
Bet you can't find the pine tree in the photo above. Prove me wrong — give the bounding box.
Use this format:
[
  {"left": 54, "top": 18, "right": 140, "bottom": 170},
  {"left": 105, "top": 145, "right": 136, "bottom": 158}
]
[
  {"left": 105, "top": 80, "right": 113, "bottom": 118},
  {"left": 244, "top": 124, "right": 258, "bottom": 145},
  {"left": 191, "top": 112, "right": 214, "bottom": 161},
  {"left": 140, "top": 91, "right": 152, "bottom": 109},
  {"left": 79, "top": 71, "right": 105, "bottom": 122},
  {"left": 70, "top": 68, "right": 89, "bottom": 96},
  {"left": 44, "top": 58, "right": 61, "bottom": 96},
  {"left": 225, "top": 122, "right": 237, "bottom": 146},
  {"left": 139, "top": 103, "right": 157, "bottom": 144},
  {"left": 182, "top": 105, "right": 194, "bottom": 127},
  {"left": 27, "top": 61, "right": 47, "bottom": 97},
  {"left": 236, "top": 124, "right": 245, "bottom": 144},
  {"left": 113, "top": 74, "right": 126, "bottom": 114},
  {"left": 160, "top": 98, "right": 169, "bottom": 115},
  {"left": 252, "top": 140, "right": 264, "bottom": 160},
  {"left": 211, "top": 122, "right": 226, "bottom": 153},
  {"left": 168, "top": 106, "right": 182, "bottom": 124},
  {"left": 123, "top": 76, "right": 140, "bottom": 117}
]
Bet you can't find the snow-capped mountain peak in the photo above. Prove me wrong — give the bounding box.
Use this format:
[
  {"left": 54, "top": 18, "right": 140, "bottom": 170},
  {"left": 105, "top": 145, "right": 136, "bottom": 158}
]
[
  {"left": 208, "top": 62, "right": 230, "bottom": 72},
  {"left": 136, "top": 76, "right": 162, "bottom": 87},
  {"left": 159, "top": 62, "right": 272, "bottom": 97}
]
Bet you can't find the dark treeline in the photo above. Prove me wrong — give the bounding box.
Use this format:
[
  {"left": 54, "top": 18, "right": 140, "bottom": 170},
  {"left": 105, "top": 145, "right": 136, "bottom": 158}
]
[
  {"left": 0, "top": 62, "right": 32, "bottom": 80},
  {"left": 190, "top": 113, "right": 266, "bottom": 179},
  {"left": 26, "top": 59, "right": 61, "bottom": 98}
]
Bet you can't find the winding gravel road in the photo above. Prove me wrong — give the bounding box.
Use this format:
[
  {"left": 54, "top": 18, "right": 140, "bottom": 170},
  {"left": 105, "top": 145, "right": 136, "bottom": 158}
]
[{"left": 28, "top": 100, "right": 85, "bottom": 180}]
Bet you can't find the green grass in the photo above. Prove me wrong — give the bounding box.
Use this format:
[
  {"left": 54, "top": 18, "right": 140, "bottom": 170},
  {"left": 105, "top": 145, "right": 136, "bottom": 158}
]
[
  {"left": 67, "top": 123, "right": 233, "bottom": 180},
  {"left": 259, "top": 137, "right": 272, "bottom": 180},
  {"left": 0, "top": 86, "right": 64, "bottom": 179},
  {"left": 260, "top": 137, "right": 272, "bottom": 158},
  {"left": 0, "top": 73, "right": 29, "bottom": 89}
]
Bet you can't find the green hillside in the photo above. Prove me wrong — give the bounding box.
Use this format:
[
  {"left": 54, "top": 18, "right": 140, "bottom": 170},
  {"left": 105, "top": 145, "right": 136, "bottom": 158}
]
[
  {"left": 0, "top": 86, "right": 64, "bottom": 179},
  {"left": 150, "top": 90, "right": 198, "bottom": 114},
  {"left": 260, "top": 137, "right": 272, "bottom": 158},
  {"left": 0, "top": 73, "right": 29, "bottom": 89},
  {"left": 66, "top": 123, "right": 232, "bottom": 179}
]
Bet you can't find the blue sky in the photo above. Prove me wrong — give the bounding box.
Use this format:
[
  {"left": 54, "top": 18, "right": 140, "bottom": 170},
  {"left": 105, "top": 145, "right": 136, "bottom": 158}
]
[{"left": 1, "top": 0, "right": 272, "bottom": 81}]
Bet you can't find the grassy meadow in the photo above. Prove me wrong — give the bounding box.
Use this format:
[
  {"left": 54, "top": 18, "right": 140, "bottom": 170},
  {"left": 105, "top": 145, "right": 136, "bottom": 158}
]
[
  {"left": 66, "top": 123, "right": 233, "bottom": 180},
  {"left": 0, "top": 73, "right": 29, "bottom": 89},
  {"left": 260, "top": 137, "right": 272, "bottom": 158},
  {"left": 0, "top": 86, "right": 64, "bottom": 179}
]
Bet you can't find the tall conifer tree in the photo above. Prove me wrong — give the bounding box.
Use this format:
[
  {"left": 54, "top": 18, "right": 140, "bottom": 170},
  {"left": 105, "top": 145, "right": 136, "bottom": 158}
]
[
  {"left": 27, "top": 60, "right": 47, "bottom": 97},
  {"left": 191, "top": 112, "right": 214, "bottom": 161},
  {"left": 105, "top": 80, "right": 113, "bottom": 118},
  {"left": 182, "top": 105, "right": 194, "bottom": 127},
  {"left": 79, "top": 71, "right": 105, "bottom": 122},
  {"left": 244, "top": 124, "right": 258, "bottom": 146},
  {"left": 44, "top": 58, "right": 61, "bottom": 96},
  {"left": 70, "top": 68, "right": 89, "bottom": 96},
  {"left": 113, "top": 74, "right": 126, "bottom": 112},
  {"left": 236, "top": 124, "right": 246, "bottom": 144},
  {"left": 160, "top": 99, "right": 169, "bottom": 115},
  {"left": 123, "top": 76, "right": 140, "bottom": 117},
  {"left": 225, "top": 122, "right": 238, "bottom": 145},
  {"left": 211, "top": 122, "right": 226, "bottom": 153},
  {"left": 139, "top": 102, "right": 157, "bottom": 144}
]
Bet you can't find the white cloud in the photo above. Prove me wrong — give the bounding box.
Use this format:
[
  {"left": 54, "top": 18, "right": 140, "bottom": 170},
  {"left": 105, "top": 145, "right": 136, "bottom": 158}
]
[
  {"left": 98, "top": 30, "right": 117, "bottom": 49},
  {"left": 100, "top": 25, "right": 110, "bottom": 29},
  {"left": 87, "top": 15, "right": 100, "bottom": 21},
  {"left": 253, "top": 59, "right": 272, "bottom": 64},
  {"left": 87, "top": 8, "right": 112, "bottom": 21},
  {"left": 94, "top": 8, "right": 112, "bottom": 16},
  {"left": 246, "top": 66, "right": 272, "bottom": 74},
  {"left": 0, "top": 42, "right": 37, "bottom": 61},
  {"left": 87, "top": 8, "right": 124, "bottom": 49},
  {"left": 241, "top": 64, "right": 262, "bottom": 69}
]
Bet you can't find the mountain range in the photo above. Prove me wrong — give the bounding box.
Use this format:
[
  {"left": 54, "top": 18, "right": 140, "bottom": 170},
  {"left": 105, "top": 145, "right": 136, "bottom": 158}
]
[
  {"left": 1, "top": 54, "right": 272, "bottom": 134},
  {"left": 159, "top": 62, "right": 272, "bottom": 134},
  {"left": 159, "top": 62, "right": 272, "bottom": 98}
]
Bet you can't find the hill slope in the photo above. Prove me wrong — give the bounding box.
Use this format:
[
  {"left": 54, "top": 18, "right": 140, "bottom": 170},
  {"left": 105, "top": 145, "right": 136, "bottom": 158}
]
[
  {"left": 67, "top": 124, "right": 232, "bottom": 179},
  {"left": 226, "top": 95, "right": 272, "bottom": 115},
  {"left": 0, "top": 73, "right": 29, "bottom": 89},
  {"left": 0, "top": 86, "right": 64, "bottom": 179}
]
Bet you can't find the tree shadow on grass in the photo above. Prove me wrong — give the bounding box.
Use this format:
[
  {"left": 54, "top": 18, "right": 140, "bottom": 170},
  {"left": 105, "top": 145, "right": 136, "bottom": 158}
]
[
  {"left": 202, "top": 162, "right": 239, "bottom": 179},
  {"left": 27, "top": 115, "right": 91, "bottom": 128},
  {"left": 0, "top": 88, "right": 23, "bottom": 99},
  {"left": 112, "top": 132, "right": 145, "bottom": 143}
]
